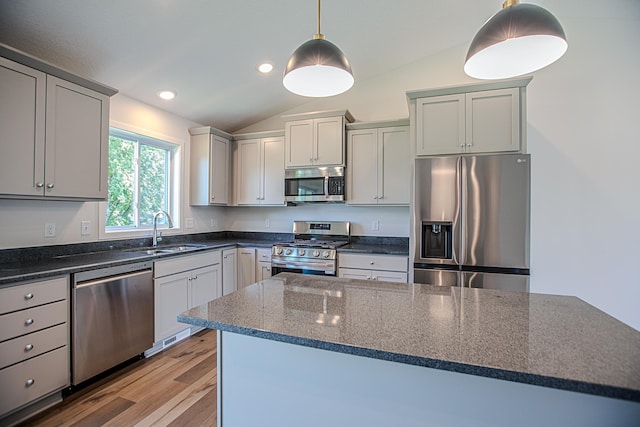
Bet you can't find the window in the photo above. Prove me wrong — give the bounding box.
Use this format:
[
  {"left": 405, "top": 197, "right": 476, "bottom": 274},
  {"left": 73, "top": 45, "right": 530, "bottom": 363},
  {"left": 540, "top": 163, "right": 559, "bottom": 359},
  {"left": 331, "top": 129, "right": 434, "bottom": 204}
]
[{"left": 106, "top": 127, "right": 179, "bottom": 231}]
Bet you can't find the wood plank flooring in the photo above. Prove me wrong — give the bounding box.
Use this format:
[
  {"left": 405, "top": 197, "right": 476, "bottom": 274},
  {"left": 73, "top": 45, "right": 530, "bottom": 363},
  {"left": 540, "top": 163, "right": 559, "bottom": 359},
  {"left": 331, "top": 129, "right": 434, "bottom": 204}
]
[{"left": 20, "top": 329, "right": 217, "bottom": 427}]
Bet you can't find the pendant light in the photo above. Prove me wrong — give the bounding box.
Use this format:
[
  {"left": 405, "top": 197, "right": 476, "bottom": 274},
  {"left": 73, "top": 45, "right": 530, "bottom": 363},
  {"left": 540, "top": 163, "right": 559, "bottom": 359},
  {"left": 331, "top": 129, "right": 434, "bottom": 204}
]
[
  {"left": 283, "top": 0, "right": 354, "bottom": 97},
  {"left": 464, "top": 0, "right": 568, "bottom": 80}
]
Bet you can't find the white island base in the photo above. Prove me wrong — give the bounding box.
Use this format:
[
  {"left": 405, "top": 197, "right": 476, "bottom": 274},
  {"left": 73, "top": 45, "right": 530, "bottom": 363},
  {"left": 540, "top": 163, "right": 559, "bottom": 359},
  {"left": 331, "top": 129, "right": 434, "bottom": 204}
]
[{"left": 217, "top": 331, "right": 640, "bottom": 427}]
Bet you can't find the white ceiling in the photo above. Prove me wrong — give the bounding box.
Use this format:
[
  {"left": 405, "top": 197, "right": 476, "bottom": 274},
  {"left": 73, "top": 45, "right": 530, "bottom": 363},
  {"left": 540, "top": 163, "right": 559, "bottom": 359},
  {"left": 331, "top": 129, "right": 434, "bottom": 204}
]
[{"left": 1, "top": 0, "right": 552, "bottom": 133}]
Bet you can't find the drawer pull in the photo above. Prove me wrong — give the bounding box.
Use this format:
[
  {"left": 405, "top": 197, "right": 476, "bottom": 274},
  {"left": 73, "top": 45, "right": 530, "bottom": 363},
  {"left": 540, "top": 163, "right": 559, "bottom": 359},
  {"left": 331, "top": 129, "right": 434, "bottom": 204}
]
[
  {"left": 369, "top": 261, "right": 374, "bottom": 265},
  {"left": 26, "top": 379, "right": 35, "bottom": 387},
  {"left": 25, "top": 318, "right": 34, "bottom": 326},
  {"left": 25, "top": 344, "right": 34, "bottom": 352},
  {"left": 25, "top": 292, "right": 34, "bottom": 300}
]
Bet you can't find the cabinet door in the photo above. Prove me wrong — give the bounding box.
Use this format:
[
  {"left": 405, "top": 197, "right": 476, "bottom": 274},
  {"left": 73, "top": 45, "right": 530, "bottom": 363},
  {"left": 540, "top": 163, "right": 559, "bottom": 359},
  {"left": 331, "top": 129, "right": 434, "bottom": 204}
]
[
  {"left": 314, "top": 116, "right": 344, "bottom": 166},
  {"left": 236, "top": 139, "right": 261, "bottom": 205},
  {"left": 372, "top": 271, "right": 408, "bottom": 283},
  {"left": 261, "top": 137, "right": 285, "bottom": 205},
  {"left": 285, "top": 119, "right": 313, "bottom": 168},
  {"left": 222, "top": 249, "right": 238, "bottom": 296},
  {"left": 0, "top": 58, "right": 46, "bottom": 197},
  {"left": 465, "top": 88, "right": 520, "bottom": 153},
  {"left": 257, "top": 261, "right": 272, "bottom": 281},
  {"left": 45, "top": 75, "right": 109, "bottom": 199},
  {"left": 189, "top": 265, "right": 221, "bottom": 308},
  {"left": 379, "top": 126, "right": 410, "bottom": 205},
  {"left": 347, "top": 129, "right": 378, "bottom": 205},
  {"left": 154, "top": 271, "right": 190, "bottom": 342},
  {"left": 416, "top": 94, "right": 465, "bottom": 156},
  {"left": 237, "top": 248, "right": 256, "bottom": 289},
  {"left": 210, "top": 135, "right": 230, "bottom": 204}
]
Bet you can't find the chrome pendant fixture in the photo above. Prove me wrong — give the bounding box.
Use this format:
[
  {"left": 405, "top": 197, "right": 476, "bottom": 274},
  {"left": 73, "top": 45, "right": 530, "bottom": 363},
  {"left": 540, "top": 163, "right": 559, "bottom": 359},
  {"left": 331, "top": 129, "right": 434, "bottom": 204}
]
[
  {"left": 283, "top": 0, "right": 354, "bottom": 97},
  {"left": 464, "top": 0, "right": 568, "bottom": 80}
]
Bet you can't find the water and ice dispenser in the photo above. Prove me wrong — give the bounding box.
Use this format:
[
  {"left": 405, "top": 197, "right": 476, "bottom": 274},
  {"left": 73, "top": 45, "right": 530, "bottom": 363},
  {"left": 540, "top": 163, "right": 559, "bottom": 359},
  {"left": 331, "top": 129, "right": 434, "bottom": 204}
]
[{"left": 421, "top": 221, "right": 452, "bottom": 259}]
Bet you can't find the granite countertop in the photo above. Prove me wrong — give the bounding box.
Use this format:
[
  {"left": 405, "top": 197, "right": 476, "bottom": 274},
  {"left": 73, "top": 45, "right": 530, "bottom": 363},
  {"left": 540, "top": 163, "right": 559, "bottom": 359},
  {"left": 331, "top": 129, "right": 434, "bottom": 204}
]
[
  {"left": 0, "top": 238, "right": 273, "bottom": 286},
  {"left": 178, "top": 272, "right": 640, "bottom": 403},
  {"left": 0, "top": 234, "right": 408, "bottom": 287}
]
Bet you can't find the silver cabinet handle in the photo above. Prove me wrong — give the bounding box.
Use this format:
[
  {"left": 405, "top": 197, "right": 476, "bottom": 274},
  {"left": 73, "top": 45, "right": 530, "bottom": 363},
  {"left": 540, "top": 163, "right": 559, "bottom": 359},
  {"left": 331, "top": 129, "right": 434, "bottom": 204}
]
[
  {"left": 26, "top": 379, "right": 35, "bottom": 387},
  {"left": 25, "top": 318, "right": 34, "bottom": 326},
  {"left": 24, "top": 293, "right": 34, "bottom": 300},
  {"left": 369, "top": 261, "right": 374, "bottom": 265},
  {"left": 378, "top": 196, "right": 384, "bottom": 200},
  {"left": 373, "top": 196, "right": 378, "bottom": 200},
  {"left": 35, "top": 182, "right": 44, "bottom": 188},
  {"left": 46, "top": 183, "right": 55, "bottom": 189},
  {"left": 223, "top": 255, "right": 227, "bottom": 259},
  {"left": 25, "top": 344, "right": 34, "bottom": 352}
]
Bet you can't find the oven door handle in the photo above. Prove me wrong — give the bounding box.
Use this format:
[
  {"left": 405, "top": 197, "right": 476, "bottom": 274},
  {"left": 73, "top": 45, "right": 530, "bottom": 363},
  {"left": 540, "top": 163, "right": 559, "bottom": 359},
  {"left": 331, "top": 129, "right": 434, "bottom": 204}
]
[{"left": 271, "top": 258, "right": 335, "bottom": 270}]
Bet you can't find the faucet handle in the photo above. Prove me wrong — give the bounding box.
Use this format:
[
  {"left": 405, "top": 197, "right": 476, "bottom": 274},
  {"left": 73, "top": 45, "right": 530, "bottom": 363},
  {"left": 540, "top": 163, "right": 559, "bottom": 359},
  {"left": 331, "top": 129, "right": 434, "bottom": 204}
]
[{"left": 157, "top": 232, "right": 163, "bottom": 243}]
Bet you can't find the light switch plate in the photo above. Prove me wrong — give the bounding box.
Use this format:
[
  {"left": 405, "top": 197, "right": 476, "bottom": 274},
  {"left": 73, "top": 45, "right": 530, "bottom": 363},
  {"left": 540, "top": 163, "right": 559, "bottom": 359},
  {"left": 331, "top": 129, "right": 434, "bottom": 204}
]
[
  {"left": 185, "top": 218, "right": 194, "bottom": 229},
  {"left": 81, "top": 220, "right": 91, "bottom": 236}
]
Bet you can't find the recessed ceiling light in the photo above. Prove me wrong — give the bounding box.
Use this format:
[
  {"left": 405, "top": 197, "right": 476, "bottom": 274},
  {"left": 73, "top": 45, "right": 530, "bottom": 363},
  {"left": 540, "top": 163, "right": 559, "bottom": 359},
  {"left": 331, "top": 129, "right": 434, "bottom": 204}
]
[
  {"left": 258, "top": 62, "right": 274, "bottom": 74},
  {"left": 157, "top": 90, "right": 177, "bottom": 100}
]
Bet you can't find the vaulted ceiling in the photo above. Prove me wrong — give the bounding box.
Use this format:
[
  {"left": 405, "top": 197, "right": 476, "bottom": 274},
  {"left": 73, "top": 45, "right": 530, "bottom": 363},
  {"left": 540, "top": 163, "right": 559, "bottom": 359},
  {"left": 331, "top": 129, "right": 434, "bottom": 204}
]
[{"left": 1, "top": 0, "right": 556, "bottom": 132}]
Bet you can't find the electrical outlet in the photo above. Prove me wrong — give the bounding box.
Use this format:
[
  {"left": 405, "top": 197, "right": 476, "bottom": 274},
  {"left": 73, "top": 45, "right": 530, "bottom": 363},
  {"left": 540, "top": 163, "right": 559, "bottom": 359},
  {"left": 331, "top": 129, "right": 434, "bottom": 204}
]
[
  {"left": 211, "top": 218, "right": 217, "bottom": 228},
  {"left": 265, "top": 218, "right": 270, "bottom": 228},
  {"left": 371, "top": 220, "right": 379, "bottom": 231},
  {"left": 81, "top": 220, "right": 91, "bottom": 236},
  {"left": 185, "top": 218, "right": 194, "bottom": 229},
  {"left": 45, "top": 223, "right": 56, "bottom": 238}
]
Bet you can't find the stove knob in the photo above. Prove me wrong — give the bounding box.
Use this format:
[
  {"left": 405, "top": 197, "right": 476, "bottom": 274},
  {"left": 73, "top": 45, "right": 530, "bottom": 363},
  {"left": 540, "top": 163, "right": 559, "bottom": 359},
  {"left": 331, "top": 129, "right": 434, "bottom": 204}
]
[
  {"left": 285, "top": 248, "right": 293, "bottom": 255},
  {"left": 312, "top": 250, "right": 320, "bottom": 257},
  {"left": 276, "top": 247, "right": 284, "bottom": 255},
  {"left": 299, "top": 249, "right": 306, "bottom": 256},
  {"left": 322, "top": 250, "right": 330, "bottom": 258}
]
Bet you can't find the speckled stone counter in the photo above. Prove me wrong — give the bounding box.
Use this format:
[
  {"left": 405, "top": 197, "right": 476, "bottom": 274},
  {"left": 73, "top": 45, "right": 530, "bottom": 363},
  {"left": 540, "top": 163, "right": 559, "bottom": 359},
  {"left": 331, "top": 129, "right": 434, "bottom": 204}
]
[
  {"left": 338, "top": 236, "right": 409, "bottom": 255},
  {"left": 0, "top": 232, "right": 286, "bottom": 286},
  {"left": 179, "top": 272, "right": 640, "bottom": 403}
]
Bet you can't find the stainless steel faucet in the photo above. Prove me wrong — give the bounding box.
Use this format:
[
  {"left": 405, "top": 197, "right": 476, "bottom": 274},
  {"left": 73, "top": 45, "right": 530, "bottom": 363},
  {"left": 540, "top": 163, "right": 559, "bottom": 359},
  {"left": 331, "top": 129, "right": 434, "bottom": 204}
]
[{"left": 152, "top": 210, "right": 174, "bottom": 247}]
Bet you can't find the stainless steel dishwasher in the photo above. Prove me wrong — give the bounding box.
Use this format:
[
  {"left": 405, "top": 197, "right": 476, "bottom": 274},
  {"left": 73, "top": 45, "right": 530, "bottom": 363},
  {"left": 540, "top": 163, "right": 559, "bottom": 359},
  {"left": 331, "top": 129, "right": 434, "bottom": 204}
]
[{"left": 72, "top": 261, "right": 153, "bottom": 385}]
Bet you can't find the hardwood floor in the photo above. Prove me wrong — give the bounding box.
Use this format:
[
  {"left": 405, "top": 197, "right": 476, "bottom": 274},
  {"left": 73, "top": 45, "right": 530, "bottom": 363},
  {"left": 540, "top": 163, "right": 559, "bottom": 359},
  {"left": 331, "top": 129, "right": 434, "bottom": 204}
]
[{"left": 20, "top": 329, "right": 217, "bottom": 427}]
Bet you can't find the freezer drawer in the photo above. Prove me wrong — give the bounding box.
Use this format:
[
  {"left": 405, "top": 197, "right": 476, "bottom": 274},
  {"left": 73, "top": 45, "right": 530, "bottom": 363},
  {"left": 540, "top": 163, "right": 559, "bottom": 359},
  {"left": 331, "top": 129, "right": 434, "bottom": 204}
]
[
  {"left": 461, "top": 271, "right": 529, "bottom": 292},
  {"left": 413, "top": 268, "right": 460, "bottom": 286}
]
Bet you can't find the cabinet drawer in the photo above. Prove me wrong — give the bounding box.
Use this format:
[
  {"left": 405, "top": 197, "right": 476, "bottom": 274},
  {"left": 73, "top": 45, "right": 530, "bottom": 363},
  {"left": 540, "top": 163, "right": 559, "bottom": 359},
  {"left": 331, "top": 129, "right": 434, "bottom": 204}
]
[
  {"left": 155, "top": 250, "right": 222, "bottom": 278},
  {"left": 339, "top": 268, "right": 407, "bottom": 283},
  {"left": 0, "top": 300, "right": 67, "bottom": 342},
  {"left": 0, "top": 346, "right": 69, "bottom": 416},
  {"left": 0, "top": 323, "right": 67, "bottom": 369},
  {"left": 338, "top": 253, "right": 408, "bottom": 272},
  {"left": 0, "top": 276, "right": 67, "bottom": 315},
  {"left": 256, "top": 248, "right": 271, "bottom": 262}
]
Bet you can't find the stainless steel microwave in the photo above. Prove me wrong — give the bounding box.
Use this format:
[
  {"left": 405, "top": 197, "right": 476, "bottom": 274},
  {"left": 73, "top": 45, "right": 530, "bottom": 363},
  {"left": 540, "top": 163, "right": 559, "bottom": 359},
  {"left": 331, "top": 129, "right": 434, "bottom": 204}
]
[{"left": 284, "top": 167, "right": 345, "bottom": 203}]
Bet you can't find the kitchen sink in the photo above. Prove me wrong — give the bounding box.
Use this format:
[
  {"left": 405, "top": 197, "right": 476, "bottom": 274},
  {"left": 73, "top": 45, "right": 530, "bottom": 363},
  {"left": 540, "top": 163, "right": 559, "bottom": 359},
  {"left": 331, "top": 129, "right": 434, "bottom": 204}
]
[{"left": 131, "top": 244, "right": 207, "bottom": 255}]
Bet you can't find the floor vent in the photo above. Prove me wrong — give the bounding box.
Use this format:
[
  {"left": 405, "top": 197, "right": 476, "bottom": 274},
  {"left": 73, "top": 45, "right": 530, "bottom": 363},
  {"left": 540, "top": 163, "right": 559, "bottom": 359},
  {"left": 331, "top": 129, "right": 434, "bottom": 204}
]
[{"left": 163, "top": 336, "right": 177, "bottom": 348}]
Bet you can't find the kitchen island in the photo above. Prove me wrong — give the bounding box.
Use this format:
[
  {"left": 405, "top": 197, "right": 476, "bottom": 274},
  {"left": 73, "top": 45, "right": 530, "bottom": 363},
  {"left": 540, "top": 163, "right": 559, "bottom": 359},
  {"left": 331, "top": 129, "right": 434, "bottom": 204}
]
[{"left": 178, "top": 273, "right": 640, "bottom": 427}]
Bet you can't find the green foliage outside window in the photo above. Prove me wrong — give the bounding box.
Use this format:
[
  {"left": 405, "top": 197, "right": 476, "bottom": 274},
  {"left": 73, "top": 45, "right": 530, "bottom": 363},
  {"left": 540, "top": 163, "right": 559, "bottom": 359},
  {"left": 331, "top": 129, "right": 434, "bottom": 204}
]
[{"left": 106, "top": 130, "right": 173, "bottom": 229}]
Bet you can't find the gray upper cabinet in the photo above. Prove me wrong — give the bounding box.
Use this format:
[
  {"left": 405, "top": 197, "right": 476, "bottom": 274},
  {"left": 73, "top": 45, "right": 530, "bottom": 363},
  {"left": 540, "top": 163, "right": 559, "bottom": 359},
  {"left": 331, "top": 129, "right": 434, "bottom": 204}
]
[
  {"left": 189, "top": 126, "right": 232, "bottom": 206},
  {"left": 347, "top": 121, "right": 410, "bottom": 205},
  {"left": 0, "top": 47, "right": 116, "bottom": 201},
  {"left": 282, "top": 109, "right": 353, "bottom": 168},
  {"left": 408, "top": 77, "right": 531, "bottom": 156}
]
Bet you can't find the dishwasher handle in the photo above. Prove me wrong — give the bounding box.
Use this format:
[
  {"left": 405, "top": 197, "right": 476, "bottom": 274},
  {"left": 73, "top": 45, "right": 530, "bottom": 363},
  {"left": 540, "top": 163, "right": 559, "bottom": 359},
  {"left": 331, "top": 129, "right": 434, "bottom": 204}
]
[{"left": 75, "top": 269, "right": 152, "bottom": 289}]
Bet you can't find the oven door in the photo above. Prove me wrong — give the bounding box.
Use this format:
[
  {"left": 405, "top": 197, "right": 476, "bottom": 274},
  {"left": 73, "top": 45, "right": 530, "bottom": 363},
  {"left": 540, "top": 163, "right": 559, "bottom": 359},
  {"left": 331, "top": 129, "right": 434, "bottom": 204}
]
[{"left": 271, "top": 258, "right": 336, "bottom": 276}]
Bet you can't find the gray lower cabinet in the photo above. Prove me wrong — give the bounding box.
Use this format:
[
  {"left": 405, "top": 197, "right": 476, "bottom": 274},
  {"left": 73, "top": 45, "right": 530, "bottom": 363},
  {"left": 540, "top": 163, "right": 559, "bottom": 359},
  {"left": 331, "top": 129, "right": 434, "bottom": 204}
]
[{"left": 0, "top": 276, "right": 69, "bottom": 419}]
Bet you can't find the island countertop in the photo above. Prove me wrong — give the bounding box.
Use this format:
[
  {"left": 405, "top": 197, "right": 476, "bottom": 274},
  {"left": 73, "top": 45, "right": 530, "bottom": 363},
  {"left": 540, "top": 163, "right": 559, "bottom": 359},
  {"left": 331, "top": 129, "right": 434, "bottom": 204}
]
[{"left": 178, "top": 272, "right": 640, "bottom": 403}]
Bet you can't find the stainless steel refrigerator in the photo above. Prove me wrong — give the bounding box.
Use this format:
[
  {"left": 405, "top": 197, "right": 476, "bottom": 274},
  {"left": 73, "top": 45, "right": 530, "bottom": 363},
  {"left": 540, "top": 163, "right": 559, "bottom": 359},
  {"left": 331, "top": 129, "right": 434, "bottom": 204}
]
[{"left": 413, "top": 153, "right": 530, "bottom": 291}]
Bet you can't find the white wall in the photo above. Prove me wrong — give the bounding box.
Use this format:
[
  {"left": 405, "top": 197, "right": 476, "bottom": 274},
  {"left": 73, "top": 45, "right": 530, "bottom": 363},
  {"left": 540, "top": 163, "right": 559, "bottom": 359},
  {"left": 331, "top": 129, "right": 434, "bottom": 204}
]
[{"left": 239, "top": 2, "right": 640, "bottom": 331}]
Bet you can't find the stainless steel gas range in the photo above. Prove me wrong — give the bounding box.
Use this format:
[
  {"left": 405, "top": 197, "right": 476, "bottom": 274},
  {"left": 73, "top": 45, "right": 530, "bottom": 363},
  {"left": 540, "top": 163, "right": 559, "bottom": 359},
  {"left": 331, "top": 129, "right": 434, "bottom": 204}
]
[{"left": 271, "top": 221, "right": 350, "bottom": 276}]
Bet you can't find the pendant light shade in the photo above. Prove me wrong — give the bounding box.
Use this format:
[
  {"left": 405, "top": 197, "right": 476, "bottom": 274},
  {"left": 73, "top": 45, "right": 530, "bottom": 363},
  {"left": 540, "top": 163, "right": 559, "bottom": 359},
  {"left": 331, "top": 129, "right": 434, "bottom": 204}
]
[
  {"left": 283, "top": 0, "right": 354, "bottom": 97},
  {"left": 464, "top": 1, "right": 568, "bottom": 80}
]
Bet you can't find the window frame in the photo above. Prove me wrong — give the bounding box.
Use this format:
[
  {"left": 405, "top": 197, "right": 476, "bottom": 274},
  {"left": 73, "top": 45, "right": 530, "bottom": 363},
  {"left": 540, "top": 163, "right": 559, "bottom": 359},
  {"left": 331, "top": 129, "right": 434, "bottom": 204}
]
[{"left": 99, "top": 121, "right": 183, "bottom": 240}]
